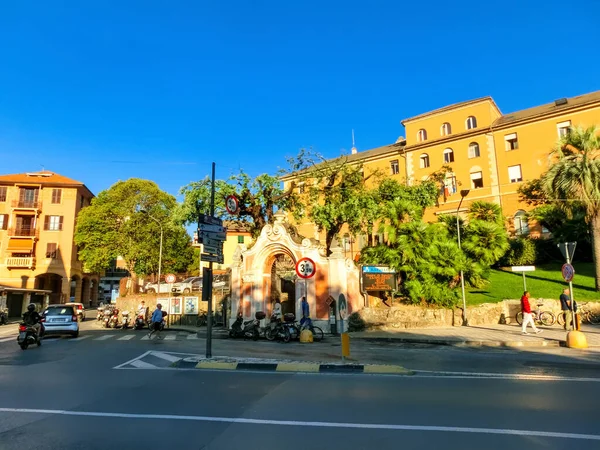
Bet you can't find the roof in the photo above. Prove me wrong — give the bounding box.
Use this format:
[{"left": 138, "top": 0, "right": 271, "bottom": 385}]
[
  {"left": 493, "top": 90, "right": 600, "bottom": 127},
  {"left": 0, "top": 170, "right": 94, "bottom": 196},
  {"left": 224, "top": 221, "right": 253, "bottom": 233},
  {"left": 401, "top": 97, "right": 499, "bottom": 124}
]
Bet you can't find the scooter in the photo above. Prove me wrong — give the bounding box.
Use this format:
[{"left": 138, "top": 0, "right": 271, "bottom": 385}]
[
  {"left": 229, "top": 312, "right": 263, "bottom": 341},
  {"left": 17, "top": 323, "right": 42, "bottom": 350},
  {"left": 134, "top": 313, "right": 146, "bottom": 330},
  {"left": 264, "top": 313, "right": 291, "bottom": 343},
  {"left": 120, "top": 311, "right": 130, "bottom": 329},
  {"left": 108, "top": 308, "right": 120, "bottom": 328}
]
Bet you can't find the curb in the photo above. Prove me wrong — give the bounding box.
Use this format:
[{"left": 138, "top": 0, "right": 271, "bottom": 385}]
[
  {"left": 356, "top": 336, "right": 564, "bottom": 348},
  {"left": 194, "top": 360, "right": 414, "bottom": 375}
]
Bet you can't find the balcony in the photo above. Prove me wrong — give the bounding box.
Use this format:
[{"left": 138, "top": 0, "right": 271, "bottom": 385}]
[
  {"left": 8, "top": 227, "right": 39, "bottom": 238},
  {"left": 5, "top": 257, "right": 36, "bottom": 269},
  {"left": 11, "top": 200, "right": 42, "bottom": 210}
]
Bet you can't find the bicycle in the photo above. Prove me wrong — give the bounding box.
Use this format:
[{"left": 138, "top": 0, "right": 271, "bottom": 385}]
[
  {"left": 515, "top": 305, "right": 555, "bottom": 327},
  {"left": 557, "top": 304, "right": 600, "bottom": 326}
]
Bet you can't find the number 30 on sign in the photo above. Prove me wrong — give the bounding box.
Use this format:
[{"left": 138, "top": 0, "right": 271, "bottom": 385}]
[{"left": 295, "top": 257, "right": 316, "bottom": 279}]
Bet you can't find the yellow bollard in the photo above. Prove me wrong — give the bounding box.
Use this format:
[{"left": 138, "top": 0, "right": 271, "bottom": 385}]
[
  {"left": 341, "top": 332, "right": 350, "bottom": 357},
  {"left": 566, "top": 330, "right": 588, "bottom": 349}
]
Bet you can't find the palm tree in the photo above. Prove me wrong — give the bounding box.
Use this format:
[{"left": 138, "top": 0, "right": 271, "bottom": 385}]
[
  {"left": 542, "top": 125, "right": 600, "bottom": 290},
  {"left": 468, "top": 201, "right": 503, "bottom": 225}
]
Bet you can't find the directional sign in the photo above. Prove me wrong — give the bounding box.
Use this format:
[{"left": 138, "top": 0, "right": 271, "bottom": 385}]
[
  {"left": 562, "top": 263, "right": 575, "bottom": 282},
  {"left": 198, "top": 214, "right": 222, "bottom": 226},
  {"left": 295, "top": 257, "right": 316, "bottom": 279},
  {"left": 510, "top": 266, "right": 536, "bottom": 272},
  {"left": 200, "top": 231, "right": 227, "bottom": 241},
  {"left": 200, "top": 237, "right": 222, "bottom": 247},
  {"left": 202, "top": 244, "right": 223, "bottom": 255},
  {"left": 199, "top": 223, "right": 227, "bottom": 234},
  {"left": 201, "top": 253, "right": 224, "bottom": 264},
  {"left": 362, "top": 266, "right": 395, "bottom": 274},
  {"left": 225, "top": 195, "right": 239, "bottom": 215}
]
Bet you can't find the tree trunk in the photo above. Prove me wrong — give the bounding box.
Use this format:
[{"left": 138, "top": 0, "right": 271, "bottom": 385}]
[{"left": 591, "top": 214, "right": 600, "bottom": 291}]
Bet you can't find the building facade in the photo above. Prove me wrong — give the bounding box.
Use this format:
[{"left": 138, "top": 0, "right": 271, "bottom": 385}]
[
  {"left": 282, "top": 90, "right": 600, "bottom": 255},
  {"left": 0, "top": 171, "right": 100, "bottom": 317}
]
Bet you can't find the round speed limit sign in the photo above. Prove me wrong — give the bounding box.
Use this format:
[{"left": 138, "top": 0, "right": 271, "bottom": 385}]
[
  {"left": 225, "top": 195, "right": 239, "bottom": 215},
  {"left": 295, "top": 257, "right": 316, "bottom": 279}
]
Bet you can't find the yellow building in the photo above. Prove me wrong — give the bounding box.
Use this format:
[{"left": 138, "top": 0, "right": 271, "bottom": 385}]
[
  {"left": 0, "top": 170, "right": 99, "bottom": 317},
  {"left": 282, "top": 89, "right": 600, "bottom": 254}
]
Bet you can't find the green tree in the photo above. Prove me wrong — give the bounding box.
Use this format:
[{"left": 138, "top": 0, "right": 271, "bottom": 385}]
[
  {"left": 468, "top": 201, "right": 503, "bottom": 225},
  {"left": 75, "top": 179, "right": 194, "bottom": 291},
  {"left": 542, "top": 125, "right": 600, "bottom": 289}
]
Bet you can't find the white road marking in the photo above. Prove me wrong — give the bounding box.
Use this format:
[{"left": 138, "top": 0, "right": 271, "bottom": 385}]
[
  {"left": 117, "top": 335, "right": 136, "bottom": 341},
  {"left": 0, "top": 337, "right": 14, "bottom": 343},
  {"left": 150, "top": 351, "right": 181, "bottom": 363},
  {"left": 186, "top": 334, "right": 198, "bottom": 340},
  {"left": 163, "top": 334, "right": 176, "bottom": 341},
  {"left": 414, "top": 370, "right": 600, "bottom": 383},
  {"left": 141, "top": 335, "right": 151, "bottom": 340},
  {"left": 130, "top": 360, "right": 159, "bottom": 369},
  {"left": 70, "top": 336, "right": 91, "bottom": 342},
  {"left": 0, "top": 407, "right": 597, "bottom": 441},
  {"left": 94, "top": 335, "right": 115, "bottom": 341},
  {"left": 113, "top": 351, "right": 153, "bottom": 369}
]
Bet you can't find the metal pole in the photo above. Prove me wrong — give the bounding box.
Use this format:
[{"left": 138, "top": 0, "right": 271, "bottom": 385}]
[
  {"left": 206, "top": 162, "right": 216, "bottom": 359},
  {"left": 565, "top": 244, "right": 576, "bottom": 330},
  {"left": 457, "top": 197, "right": 468, "bottom": 326},
  {"left": 522, "top": 272, "right": 527, "bottom": 292},
  {"left": 157, "top": 226, "right": 163, "bottom": 298}
]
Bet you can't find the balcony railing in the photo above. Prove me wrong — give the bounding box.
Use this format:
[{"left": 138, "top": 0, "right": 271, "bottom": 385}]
[
  {"left": 5, "top": 257, "right": 35, "bottom": 268},
  {"left": 8, "top": 227, "right": 38, "bottom": 237},
  {"left": 11, "top": 200, "right": 42, "bottom": 209}
]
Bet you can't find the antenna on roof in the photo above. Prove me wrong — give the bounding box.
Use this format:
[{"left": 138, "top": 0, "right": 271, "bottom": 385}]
[{"left": 351, "top": 129, "right": 357, "bottom": 154}]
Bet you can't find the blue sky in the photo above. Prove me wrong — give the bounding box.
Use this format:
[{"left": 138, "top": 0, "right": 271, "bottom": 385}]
[{"left": 1, "top": 0, "right": 598, "bottom": 198}]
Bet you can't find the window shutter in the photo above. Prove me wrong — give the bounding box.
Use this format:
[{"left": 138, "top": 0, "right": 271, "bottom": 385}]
[
  {"left": 59, "top": 216, "right": 64, "bottom": 230},
  {"left": 44, "top": 216, "right": 50, "bottom": 231}
]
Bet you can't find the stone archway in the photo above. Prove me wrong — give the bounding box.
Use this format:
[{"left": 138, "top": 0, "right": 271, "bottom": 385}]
[{"left": 267, "top": 253, "right": 297, "bottom": 316}]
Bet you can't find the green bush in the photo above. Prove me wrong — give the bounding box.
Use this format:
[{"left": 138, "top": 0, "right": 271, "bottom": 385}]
[
  {"left": 347, "top": 312, "right": 367, "bottom": 332},
  {"left": 498, "top": 238, "right": 537, "bottom": 266}
]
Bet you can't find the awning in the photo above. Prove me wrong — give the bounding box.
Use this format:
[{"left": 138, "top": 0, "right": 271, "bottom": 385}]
[{"left": 6, "top": 238, "right": 34, "bottom": 252}]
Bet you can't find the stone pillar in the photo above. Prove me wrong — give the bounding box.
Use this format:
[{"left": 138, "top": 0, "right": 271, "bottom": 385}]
[
  {"left": 61, "top": 277, "right": 70, "bottom": 304},
  {"left": 21, "top": 293, "right": 31, "bottom": 314},
  {"left": 230, "top": 247, "right": 244, "bottom": 325},
  {"left": 74, "top": 279, "right": 82, "bottom": 303},
  {"left": 327, "top": 238, "right": 348, "bottom": 316}
]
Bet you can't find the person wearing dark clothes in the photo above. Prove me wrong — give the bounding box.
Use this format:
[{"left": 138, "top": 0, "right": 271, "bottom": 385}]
[{"left": 560, "top": 288, "right": 573, "bottom": 331}]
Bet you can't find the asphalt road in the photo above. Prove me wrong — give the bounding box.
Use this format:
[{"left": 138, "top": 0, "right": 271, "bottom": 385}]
[{"left": 0, "top": 321, "right": 599, "bottom": 449}]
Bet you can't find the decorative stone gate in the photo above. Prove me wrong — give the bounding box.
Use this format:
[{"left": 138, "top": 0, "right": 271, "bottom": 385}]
[{"left": 230, "top": 212, "right": 362, "bottom": 330}]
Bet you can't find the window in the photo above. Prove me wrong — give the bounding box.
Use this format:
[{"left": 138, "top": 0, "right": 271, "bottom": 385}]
[
  {"left": 46, "top": 243, "right": 58, "bottom": 259},
  {"left": 505, "top": 133, "right": 519, "bottom": 150},
  {"left": 443, "top": 148, "right": 454, "bottom": 163},
  {"left": 419, "top": 153, "right": 430, "bottom": 169},
  {"left": 390, "top": 159, "right": 400, "bottom": 175},
  {"left": 44, "top": 215, "right": 64, "bottom": 231},
  {"left": 80, "top": 195, "right": 85, "bottom": 208},
  {"left": 557, "top": 120, "right": 571, "bottom": 138},
  {"left": 417, "top": 129, "right": 428, "bottom": 142},
  {"left": 0, "top": 186, "right": 6, "bottom": 202},
  {"left": 0, "top": 214, "right": 7, "bottom": 230},
  {"left": 514, "top": 210, "right": 529, "bottom": 235},
  {"left": 298, "top": 183, "right": 305, "bottom": 194},
  {"left": 441, "top": 122, "right": 452, "bottom": 136},
  {"left": 444, "top": 174, "right": 457, "bottom": 195},
  {"left": 508, "top": 165, "right": 523, "bottom": 183},
  {"left": 468, "top": 142, "right": 480, "bottom": 158},
  {"left": 237, "top": 235, "right": 245, "bottom": 244},
  {"left": 466, "top": 116, "right": 477, "bottom": 130},
  {"left": 470, "top": 171, "right": 484, "bottom": 189},
  {"left": 51, "top": 189, "right": 62, "bottom": 204}
]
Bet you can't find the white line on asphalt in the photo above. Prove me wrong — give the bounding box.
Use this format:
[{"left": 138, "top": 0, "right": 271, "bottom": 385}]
[
  {"left": 186, "top": 334, "right": 198, "bottom": 340},
  {"left": 70, "top": 336, "right": 91, "bottom": 342},
  {"left": 0, "top": 407, "right": 597, "bottom": 441},
  {"left": 0, "top": 337, "right": 14, "bottom": 343},
  {"left": 117, "top": 335, "right": 136, "bottom": 341},
  {"left": 94, "top": 335, "right": 115, "bottom": 341},
  {"left": 130, "top": 360, "right": 158, "bottom": 369},
  {"left": 150, "top": 351, "right": 181, "bottom": 363},
  {"left": 141, "top": 335, "right": 151, "bottom": 340},
  {"left": 414, "top": 370, "right": 600, "bottom": 383},
  {"left": 112, "top": 350, "right": 152, "bottom": 369},
  {"left": 163, "top": 334, "right": 176, "bottom": 341}
]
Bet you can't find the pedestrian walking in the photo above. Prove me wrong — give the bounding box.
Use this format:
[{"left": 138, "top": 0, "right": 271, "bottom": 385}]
[
  {"left": 521, "top": 291, "right": 542, "bottom": 335},
  {"left": 560, "top": 288, "right": 574, "bottom": 331},
  {"left": 148, "top": 303, "right": 164, "bottom": 340}
]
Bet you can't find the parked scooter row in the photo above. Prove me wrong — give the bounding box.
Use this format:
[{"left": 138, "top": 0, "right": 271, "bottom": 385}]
[
  {"left": 96, "top": 304, "right": 162, "bottom": 331},
  {"left": 229, "top": 312, "right": 324, "bottom": 343},
  {"left": 229, "top": 311, "right": 264, "bottom": 340}
]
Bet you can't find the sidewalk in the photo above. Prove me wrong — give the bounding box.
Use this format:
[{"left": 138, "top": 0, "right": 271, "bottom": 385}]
[{"left": 350, "top": 324, "right": 600, "bottom": 348}]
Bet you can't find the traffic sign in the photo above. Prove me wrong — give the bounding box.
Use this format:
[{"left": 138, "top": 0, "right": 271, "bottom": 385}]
[
  {"left": 226, "top": 195, "right": 240, "bottom": 215},
  {"left": 199, "top": 223, "right": 227, "bottom": 233},
  {"left": 510, "top": 266, "right": 536, "bottom": 272},
  {"left": 558, "top": 242, "right": 577, "bottom": 262},
  {"left": 201, "top": 253, "right": 224, "bottom": 264},
  {"left": 165, "top": 274, "right": 176, "bottom": 284},
  {"left": 562, "top": 263, "right": 575, "bottom": 282},
  {"left": 295, "top": 257, "right": 316, "bottom": 279},
  {"left": 198, "top": 214, "right": 222, "bottom": 226},
  {"left": 202, "top": 244, "right": 223, "bottom": 255},
  {"left": 200, "top": 237, "right": 222, "bottom": 247},
  {"left": 200, "top": 231, "right": 227, "bottom": 241}
]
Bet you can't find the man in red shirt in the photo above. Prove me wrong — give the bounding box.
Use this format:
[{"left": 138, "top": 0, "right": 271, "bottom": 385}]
[{"left": 521, "top": 291, "right": 542, "bottom": 335}]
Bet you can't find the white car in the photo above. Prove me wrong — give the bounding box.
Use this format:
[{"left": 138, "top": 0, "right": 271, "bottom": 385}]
[{"left": 145, "top": 277, "right": 203, "bottom": 294}]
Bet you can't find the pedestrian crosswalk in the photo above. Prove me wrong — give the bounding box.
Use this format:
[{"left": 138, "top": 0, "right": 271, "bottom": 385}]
[{"left": 0, "top": 332, "right": 200, "bottom": 345}]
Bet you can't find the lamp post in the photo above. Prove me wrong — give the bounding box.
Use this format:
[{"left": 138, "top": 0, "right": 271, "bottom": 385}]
[
  {"left": 141, "top": 210, "right": 163, "bottom": 296},
  {"left": 457, "top": 189, "right": 470, "bottom": 326}
]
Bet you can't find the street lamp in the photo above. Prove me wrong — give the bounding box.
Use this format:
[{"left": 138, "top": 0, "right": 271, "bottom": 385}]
[
  {"left": 141, "top": 210, "right": 163, "bottom": 296},
  {"left": 457, "top": 189, "right": 470, "bottom": 326}
]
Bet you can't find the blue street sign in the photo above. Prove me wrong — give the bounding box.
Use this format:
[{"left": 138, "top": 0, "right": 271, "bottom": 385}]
[{"left": 362, "top": 266, "right": 395, "bottom": 274}]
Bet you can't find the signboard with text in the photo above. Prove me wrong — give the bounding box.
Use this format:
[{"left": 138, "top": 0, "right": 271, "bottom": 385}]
[{"left": 362, "top": 266, "right": 397, "bottom": 292}]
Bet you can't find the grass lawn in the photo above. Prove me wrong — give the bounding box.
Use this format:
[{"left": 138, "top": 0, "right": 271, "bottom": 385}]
[{"left": 466, "top": 262, "right": 600, "bottom": 305}]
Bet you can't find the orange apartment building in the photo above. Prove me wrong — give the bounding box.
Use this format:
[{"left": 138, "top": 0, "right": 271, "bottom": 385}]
[
  {"left": 283, "top": 90, "right": 600, "bottom": 257},
  {"left": 0, "top": 171, "right": 100, "bottom": 318}
]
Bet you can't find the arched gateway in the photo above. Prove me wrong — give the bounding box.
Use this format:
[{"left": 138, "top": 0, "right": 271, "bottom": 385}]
[{"left": 230, "top": 212, "right": 362, "bottom": 330}]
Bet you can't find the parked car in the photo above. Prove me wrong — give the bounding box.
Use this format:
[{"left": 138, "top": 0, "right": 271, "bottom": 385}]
[
  {"left": 144, "top": 282, "right": 174, "bottom": 294},
  {"left": 65, "top": 302, "right": 86, "bottom": 321},
  {"left": 145, "top": 277, "right": 203, "bottom": 294},
  {"left": 41, "top": 305, "right": 80, "bottom": 338}
]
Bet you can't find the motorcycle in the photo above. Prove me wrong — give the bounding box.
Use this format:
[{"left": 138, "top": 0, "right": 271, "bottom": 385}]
[
  {"left": 264, "top": 313, "right": 291, "bottom": 343},
  {"left": 0, "top": 308, "right": 8, "bottom": 325},
  {"left": 134, "top": 312, "right": 147, "bottom": 330},
  {"left": 17, "top": 323, "right": 42, "bottom": 350},
  {"left": 120, "top": 311, "right": 130, "bottom": 329},
  {"left": 108, "top": 308, "right": 120, "bottom": 328},
  {"left": 229, "top": 311, "right": 263, "bottom": 341},
  {"left": 96, "top": 306, "right": 106, "bottom": 322}
]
